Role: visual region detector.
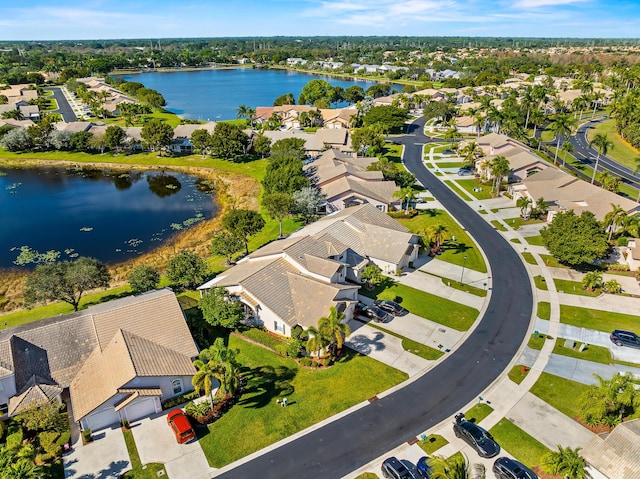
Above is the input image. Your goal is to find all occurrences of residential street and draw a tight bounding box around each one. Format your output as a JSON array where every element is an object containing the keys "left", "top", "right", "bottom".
[{"left": 214, "top": 118, "right": 534, "bottom": 478}]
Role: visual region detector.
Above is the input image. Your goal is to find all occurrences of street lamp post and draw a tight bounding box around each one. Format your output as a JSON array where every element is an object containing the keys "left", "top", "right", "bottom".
[{"left": 460, "top": 255, "right": 467, "bottom": 285}]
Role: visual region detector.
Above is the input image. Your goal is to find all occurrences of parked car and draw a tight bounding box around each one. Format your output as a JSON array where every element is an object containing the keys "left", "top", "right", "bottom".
[
  {"left": 362, "top": 304, "right": 394, "bottom": 323},
  {"left": 453, "top": 413, "right": 500, "bottom": 458},
  {"left": 610, "top": 330, "right": 640, "bottom": 348},
  {"left": 493, "top": 457, "right": 538, "bottom": 479},
  {"left": 167, "top": 409, "right": 196, "bottom": 444},
  {"left": 442, "top": 149, "right": 455, "bottom": 155},
  {"left": 374, "top": 299, "right": 405, "bottom": 316},
  {"left": 381, "top": 457, "right": 416, "bottom": 479},
  {"left": 458, "top": 167, "right": 474, "bottom": 176},
  {"left": 416, "top": 456, "right": 431, "bottom": 478}
]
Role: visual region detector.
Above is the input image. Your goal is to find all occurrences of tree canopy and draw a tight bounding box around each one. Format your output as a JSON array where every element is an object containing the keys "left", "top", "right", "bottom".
[
  {"left": 127, "top": 264, "right": 160, "bottom": 294},
  {"left": 24, "top": 256, "right": 111, "bottom": 311},
  {"left": 362, "top": 105, "right": 408, "bottom": 132},
  {"left": 222, "top": 209, "right": 266, "bottom": 254},
  {"left": 166, "top": 250, "right": 208, "bottom": 290},
  {"left": 209, "top": 122, "right": 249, "bottom": 159},
  {"left": 140, "top": 119, "right": 173, "bottom": 155},
  {"left": 199, "top": 287, "right": 245, "bottom": 330},
  {"left": 540, "top": 210, "right": 609, "bottom": 267}
]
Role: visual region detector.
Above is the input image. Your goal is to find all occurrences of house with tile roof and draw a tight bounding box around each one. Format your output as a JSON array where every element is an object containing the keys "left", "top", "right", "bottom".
[
  {"left": 0, "top": 289, "right": 199, "bottom": 432},
  {"left": 198, "top": 204, "right": 420, "bottom": 337},
  {"left": 581, "top": 419, "right": 640, "bottom": 479}
]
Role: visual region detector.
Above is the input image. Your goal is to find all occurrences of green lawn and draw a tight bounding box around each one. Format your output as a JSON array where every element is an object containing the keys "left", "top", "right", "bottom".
[
  {"left": 524, "top": 235, "right": 545, "bottom": 246},
  {"left": 534, "top": 275, "right": 548, "bottom": 290},
  {"left": 510, "top": 238, "right": 522, "bottom": 244},
  {"left": 508, "top": 365, "right": 530, "bottom": 384},
  {"left": 560, "top": 305, "right": 640, "bottom": 333},
  {"left": 521, "top": 252, "right": 537, "bottom": 265},
  {"left": 456, "top": 179, "right": 494, "bottom": 200},
  {"left": 418, "top": 434, "right": 448, "bottom": 454},
  {"left": 438, "top": 276, "right": 487, "bottom": 297},
  {"left": 537, "top": 302, "right": 550, "bottom": 320},
  {"left": 589, "top": 119, "right": 640, "bottom": 171},
  {"left": 443, "top": 180, "right": 472, "bottom": 200},
  {"left": 122, "top": 429, "right": 166, "bottom": 479},
  {"left": 199, "top": 335, "right": 408, "bottom": 467},
  {"left": 354, "top": 474, "right": 380, "bottom": 479},
  {"left": 553, "top": 338, "right": 616, "bottom": 365},
  {"left": 464, "top": 403, "right": 493, "bottom": 424},
  {"left": 539, "top": 254, "right": 568, "bottom": 269},
  {"left": 528, "top": 333, "right": 547, "bottom": 350},
  {"left": 504, "top": 217, "right": 544, "bottom": 230},
  {"left": 489, "top": 419, "right": 551, "bottom": 468},
  {"left": 490, "top": 220, "right": 508, "bottom": 232},
  {"left": 366, "top": 322, "right": 444, "bottom": 360},
  {"left": 361, "top": 281, "right": 479, "bottom": 331},
  {"left": 553, "top": 279, "right": 598, "bottom": 297},
  {"left": 530, "top": 372, "right": 590, "bottom": 419},
  {"left": 397, "top": 210, "right": 487, "bottom": 273},
  {"left": 434, "top": 161, "right": 464, "bottom": 168}
]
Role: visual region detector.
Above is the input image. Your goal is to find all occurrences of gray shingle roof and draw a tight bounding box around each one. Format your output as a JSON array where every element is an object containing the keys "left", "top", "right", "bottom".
[{"left": 582, "top": 419, "right": 640, "bottom": 478}]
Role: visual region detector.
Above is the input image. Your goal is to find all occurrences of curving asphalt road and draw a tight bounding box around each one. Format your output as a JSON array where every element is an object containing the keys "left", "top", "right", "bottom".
[
  {"left": 217, "top": 117, "right": 533, "bottom": 479},
  {"left": 44, "top": 86, "right": 76, "bottom": 122}
]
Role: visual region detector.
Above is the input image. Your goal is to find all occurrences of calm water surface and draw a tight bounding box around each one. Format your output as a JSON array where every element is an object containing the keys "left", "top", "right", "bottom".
[
  {"left": 0, "top": 167, "right": 216, "bottom": 268},
  {"left": 118, "top": 68, "right": 382, "bottom": 120}
]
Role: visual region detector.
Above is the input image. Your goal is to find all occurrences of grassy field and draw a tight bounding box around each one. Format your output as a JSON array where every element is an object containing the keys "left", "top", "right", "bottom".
[
  {"left": 361, "top": 281, "right": 479, "bottom": 331},
  {"left": 508, "top": 365, "right": 530, "bottom": 384},
  {"left": 397, "top": 210, "right": 487, "bottom": 273},
  {"left": 589, "top": 119, "right": 640, "bottom": 171},
  {"left": 510, "top": 238, "right": 522, "bottom": 244},
  {"left": 489, "top": 419, "right": 551, "bottom": 468},
  {"left": 443, "top": 180, "right": 472, "bottom": 200},
  {"left": 537, "top": 302, "right": 550, "bottom": 320},
  {"left": 437, "top": 276, "right": 487, "bottom": 297},
  {"left": 490, "top": 220, "right": 508, "bottom": 232},
  {"left": 433, "top": 161, "right": 464, "bottom": 168},
  {"left": 455, "top": 179, "right": 494, "bottom": 200},
  {"left": 464, "top": 403, "right": 493, "bottom": 424},
  {"left": 366, "top": 322, "right": 444, "bottom": 360},
  {"left": 530, "top": 372, "right": 590, "bottom": 419},
  {"left": 553, "top": 279, "right": 598, "bottom": 297},
  {"left": 524, "top": 235, "right": 545, "bottom": 246},
  {"left": 552, "top": 338, "right": 617, "bottom": 365},
  {"left": 122, "top": 429, "right": 166, "bottom": 479},
  {"left": 528, "top": 333, "right": 547, "bottom": 351},
  {"left": 199, "top": 335, "right": 408, "bottom": 467},
  {"left": 418, "top": 434, "right": 449, "bottom": 454},
  {"left": 539, "top": 254, "right": 567, "bottom": 269},
  {"left": 521, "top": 252, "right": 537, "bottom": 265},
  {"left": 560, "top": 305, "right": 640, "bottom": 333},
  {"left": 534, "top": 275, "right": 548, "bottom": 291},
  {"left": 504, "top": 217, "right": 544, "bottom": 230}
]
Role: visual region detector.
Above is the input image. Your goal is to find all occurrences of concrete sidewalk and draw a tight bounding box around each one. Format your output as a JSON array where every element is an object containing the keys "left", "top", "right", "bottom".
[
  {"left": 548, "top": 266, "right": 640, "bottom": 295},
  {"left": 544, "top": 354, "right": 640, "bottom": 385}
]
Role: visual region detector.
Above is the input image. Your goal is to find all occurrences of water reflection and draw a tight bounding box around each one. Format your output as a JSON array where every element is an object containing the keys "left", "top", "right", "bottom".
[{"left": 146, "top": 173, "right": 182, "bottom": 197}]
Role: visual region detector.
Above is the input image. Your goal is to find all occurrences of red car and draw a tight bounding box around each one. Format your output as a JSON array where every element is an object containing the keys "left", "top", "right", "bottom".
[{"left": 167, "top": 409, "right": 196, "bottom": 444}]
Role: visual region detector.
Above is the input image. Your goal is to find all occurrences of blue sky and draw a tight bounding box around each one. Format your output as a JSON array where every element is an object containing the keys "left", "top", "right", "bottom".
[{"left": 1, "top": 0, "right": 639, "bottom": 41}]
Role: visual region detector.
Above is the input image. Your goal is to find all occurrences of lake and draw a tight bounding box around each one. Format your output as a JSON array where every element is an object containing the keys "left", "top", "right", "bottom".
[
  {"left": 0, "top": 167, "right": 216, "bottom": 269},
  {"left": 117, "top": 68, "right": 382, "bottom": 120}
]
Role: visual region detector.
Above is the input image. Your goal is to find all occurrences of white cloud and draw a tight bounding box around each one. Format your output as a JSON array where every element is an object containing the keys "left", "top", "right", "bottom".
[{"left": 512, "top": 0, "right": 589, "bottom": 8}]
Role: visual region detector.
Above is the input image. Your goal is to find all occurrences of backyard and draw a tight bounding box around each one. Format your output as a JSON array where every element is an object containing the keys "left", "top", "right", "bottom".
[{"left": 198, "top": 335, "right": 408, "bottom": 467}]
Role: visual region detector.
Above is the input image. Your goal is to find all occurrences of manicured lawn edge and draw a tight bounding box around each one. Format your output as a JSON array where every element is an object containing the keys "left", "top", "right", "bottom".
[
  {"left": 418, "top": 434, "right": 448, "bottom": 454},
  {"left": 560, "top": 305, "right": 640, "bottom": 333},
  {"left": 489, "top": 419, "right": 551, "bottom": 468},
  {"left": 530, "top": 372, "right": 590, "bottom": 419}
]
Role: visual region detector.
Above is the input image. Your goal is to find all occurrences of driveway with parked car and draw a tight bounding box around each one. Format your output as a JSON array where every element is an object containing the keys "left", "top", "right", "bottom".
[{"left": 131, "top": 409, "right": 213, "bottom": 479}]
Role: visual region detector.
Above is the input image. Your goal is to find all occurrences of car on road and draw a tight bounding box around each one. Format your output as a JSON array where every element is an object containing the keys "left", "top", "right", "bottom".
[
  {"left": 493, "top": 457, "right": 538, "bottom": 479},
  {"left": 361, "top": 304, "right": 394, "bottom": 323},
  {"left": 453, "top": 413, "right": 500, "bottom": 458},
  {"left": 167, "top": 409, "right": 196, "bottom": 444},
  {"left": 610, "top": 329, "right": 640, "bottom": 348},
  {"left": 457, "top": 167, "right": 475, "bottom": 176},
  {"left": 416, "top": 456, "right": 431, "bottom": 478},
  {"left": 381, "top": 457, "right": 416, "bottom": 479},
  {"left": 374, "top": 299, "right": 405, "bottom": 316},
  {"left": 442, "top": 149, "right": 455, "bottom": 155}
]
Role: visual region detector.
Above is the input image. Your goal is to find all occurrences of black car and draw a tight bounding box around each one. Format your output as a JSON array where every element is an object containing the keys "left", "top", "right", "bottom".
[
  {"left": 610, "top": 330, "right": 640, "bottom": 348},
  {"left": 381, "top": 457, "right": 416, "bottom": 479},
  {"left": 458, "top": 167, "right": 475, "bottom": 176},
  {"left": 362, "top": 304, "right": 394, "bottom": 323},
  {"left": 374, "top": 299, "right": 405, "bottom": 316},
  {"left": 453, "top": 414, "right": 500, "bottom": 458},
  {"left": 493, "top": 457, "right": 538, "bottom": 479}
]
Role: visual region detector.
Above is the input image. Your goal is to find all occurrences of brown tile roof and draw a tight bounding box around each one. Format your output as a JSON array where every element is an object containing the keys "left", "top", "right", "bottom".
[
  {"left": 8, "top": 376, "right": 63, "bottom": 415},
  {"left": 582, "top": 419, "right": 640, "bottom": 478},
  {"left": 322, "top": 176, "right": 398, "bottom": 205}
]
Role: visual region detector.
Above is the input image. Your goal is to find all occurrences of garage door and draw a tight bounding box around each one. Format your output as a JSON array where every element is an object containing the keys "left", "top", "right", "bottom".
[
  {"left": 85, "top": 407, "right": 119, "bottom": 431},
  {"left": 124, "top": 397, "right": 158, "bottom": 423}
]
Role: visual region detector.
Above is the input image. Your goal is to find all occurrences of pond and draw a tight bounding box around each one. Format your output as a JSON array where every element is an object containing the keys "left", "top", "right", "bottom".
[{"left": 0, "top": 166, "right": 217, "bottom": 269}]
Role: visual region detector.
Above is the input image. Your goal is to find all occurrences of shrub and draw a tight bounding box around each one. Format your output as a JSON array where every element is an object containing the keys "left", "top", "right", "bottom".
[
  {"left": 274, "top": 343, "right": 289, "bottom": 356},
  {"left": 39, "top": 430, "right": 62, "bottom": 457},
  {"left": 55, "top": 431, "right": 71, "bottom": 447},
  {"left": 606, "top": 263, "right": 629, "bottom": 272},
  {"left": 377, "top": 290, "right": 397, "bottom": 302},
  {"left": 82, "top": 429, "right": 92, "bottom": 443},
  {"left": 162, "top": 390, "right": 199, "bottom": 410},
  {"left": 0, "top": 420, "right": 6, "bottom": 441},
  {"left": 286, "top": 340, "right": 305, "bottom": 358},
  {"left": 6, "top": 429, "right": 24, "bottom": 449},
  {"left": 186, "top": 394, "right": 237, "bottom": 425},
  {"left": 184, "top": 401, "right": 212, "bottom": 419},
  {"left": 36, "top": 453, "right": 53, "bottom": 464},
  {"left": 18, "top": 443, "right": 36, "bottom": 460},
  {"left": 617, "top": 237, "right": 629, "bottom": 247},
  {"left": 121, "top": 419, "right": 130, "bottom": 430}
]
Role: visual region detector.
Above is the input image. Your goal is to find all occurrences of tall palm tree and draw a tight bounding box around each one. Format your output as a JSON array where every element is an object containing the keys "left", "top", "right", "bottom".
[
  {"left": 548, "top": 113, "right": 577, "bottom": 165},
  {"left": 426, "top": 224, "right": 450, "bottom": 249},
  {"left": 516, "top": 196, "right": 532, "bottom": 218},
  {"left": 428, "top": 453, "right": 471, "bottom": 479},
  {"left": 319, "top": 306, "right": 350, "bottom": 354},
  {"left": 560, "top": 140, "right": 574, "bottom": 168},
  {"left": 192, "top": 355, "right": 220, "bottom": 405},
  {"left": 589, "top": 133, "right": 614, "bottom": 184},
  {"left": 236, "top": 104, "right": 249, "bottom": 120},
  {"left": 542, "top": 445, "right": 588, "bottom": 479},
  {"left": 581, "top": 271, "right": 603, "bottom": 291},
  {"left": 306, "top": 324, "right": 331, "bottom": 359},
  {"left": 490, "top": 155, "right": 510, "bottom": 194},
  {"left": 604, "top": 204, "right": 627, "bottom": 240},
  {"left": 578, "top": 373, "right": 640, "bottom": 427},
  {"left": 458, "top": 141, "right": 484, "bottom": 168}
]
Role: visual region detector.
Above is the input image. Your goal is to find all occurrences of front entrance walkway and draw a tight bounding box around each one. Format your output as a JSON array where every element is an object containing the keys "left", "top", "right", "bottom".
[{"left": 63, "top": 425, "right": 130, "bottom": 479}]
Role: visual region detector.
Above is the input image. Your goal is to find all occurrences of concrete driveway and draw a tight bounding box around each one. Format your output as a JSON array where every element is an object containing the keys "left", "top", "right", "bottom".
[
  {"left": 131, "top": 410, "right": 213, "bottom": 479},
  {"left": 64, "top": 425, "right": 130, "bottom": 479}
]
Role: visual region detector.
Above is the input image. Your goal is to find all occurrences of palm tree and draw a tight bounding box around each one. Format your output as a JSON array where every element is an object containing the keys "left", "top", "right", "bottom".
[
  {"left": 490, "top": 155, "right": 510, "bottom": 194},
  {"left": 599, "top": 171, "right": 621, "bottom": 193},
  {"left": 589, "top": 133, "right": 614, "bottom": 184},
  {"left": 604, "top": 204, "right": 627, "bottom": 240},
  {"left": 318, "top": 306, "right": 350, "bottom": 355},
  {"left": 458, "top": 141, "right": 484, "bottom": 168},
  {"left": 236, "top": 104, "right": 250, "bottom": 120},
  {"left": 192, "top": 338, "right": 241, "bottom": 403},
  {"left": 548, "top": 113, "right": 577, "bottom": 165},
  {"left": 428, "top": 453, "right": 471, "bottom": 479},
  {"left": 542, "top": 445, "right": 588, "bottom": 479},
  {"left": 560, "top": 140, "right": 574, "bottom": 168},
  {"left": 581, "top": 271, "right": 603, "bottom": 291},
  {"left": 603, "top": 279, "right": 622, "bottom": 294},
  {"left": 192, "top": 355, "right": 220, "bottom": 405},
  {"left": 516, "top": 196, "right": 532, "bottom": 218},
  {"left": 578, "top": 373, "right": 640, "bottom": 427},
  {"left": 426, "top": 224, "right": 450, "bottom": 249},
  {"left": 306, "top": 324, "right": 331, "bottom": 359}
]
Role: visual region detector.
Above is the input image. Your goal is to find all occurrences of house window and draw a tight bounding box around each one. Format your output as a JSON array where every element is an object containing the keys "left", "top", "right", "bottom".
[
  {"left": 273, "top": 321, "right": 285, "bottom": 334},
  {"left": 171, "top": 379, "right": 183, "bottom": 395},
  {"left": 0, "top": 403, "right": 7, "bottom": 415}
]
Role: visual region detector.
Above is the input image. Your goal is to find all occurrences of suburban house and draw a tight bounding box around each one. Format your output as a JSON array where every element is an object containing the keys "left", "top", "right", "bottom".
[
  {"left": 510, "top": 167, "right": 639, "bottom": 222},
  {"left": 260, "top": 128, "right": 352, "bottom": 157},
  {"left": 581, "top": 418, "right": 640, "bottom": 479},
  {"left": 0, "top": 289, "right": 199, "bottom": 432},
  {"left": 169, "top": 122, "right": 217, "bottom": 154},
  {"left": 307, "top": 148, "right": 399, "bottom": 213},
  {"left": 624, "top": 238, "right": 640, "bottom": 272},
  {"left": 198, "top": 204, "right": 420, "bottom": 337}
]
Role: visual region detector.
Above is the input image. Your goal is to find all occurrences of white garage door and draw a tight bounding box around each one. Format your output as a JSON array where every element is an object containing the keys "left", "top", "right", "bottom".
[
  {"left": 85, "top": 407, "right": 119, "bottom": 431},
  {"left": 124, "top": 397, "right": 158, "bottom": 423}
]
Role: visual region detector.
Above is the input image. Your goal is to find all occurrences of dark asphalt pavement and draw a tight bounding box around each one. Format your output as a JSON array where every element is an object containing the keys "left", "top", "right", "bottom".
[
  {"left": 218, "top": 118, "right": 533, "bottom": 479},
  {"left": 45, "top": 86, "right": 76, "bottom": 122}
]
